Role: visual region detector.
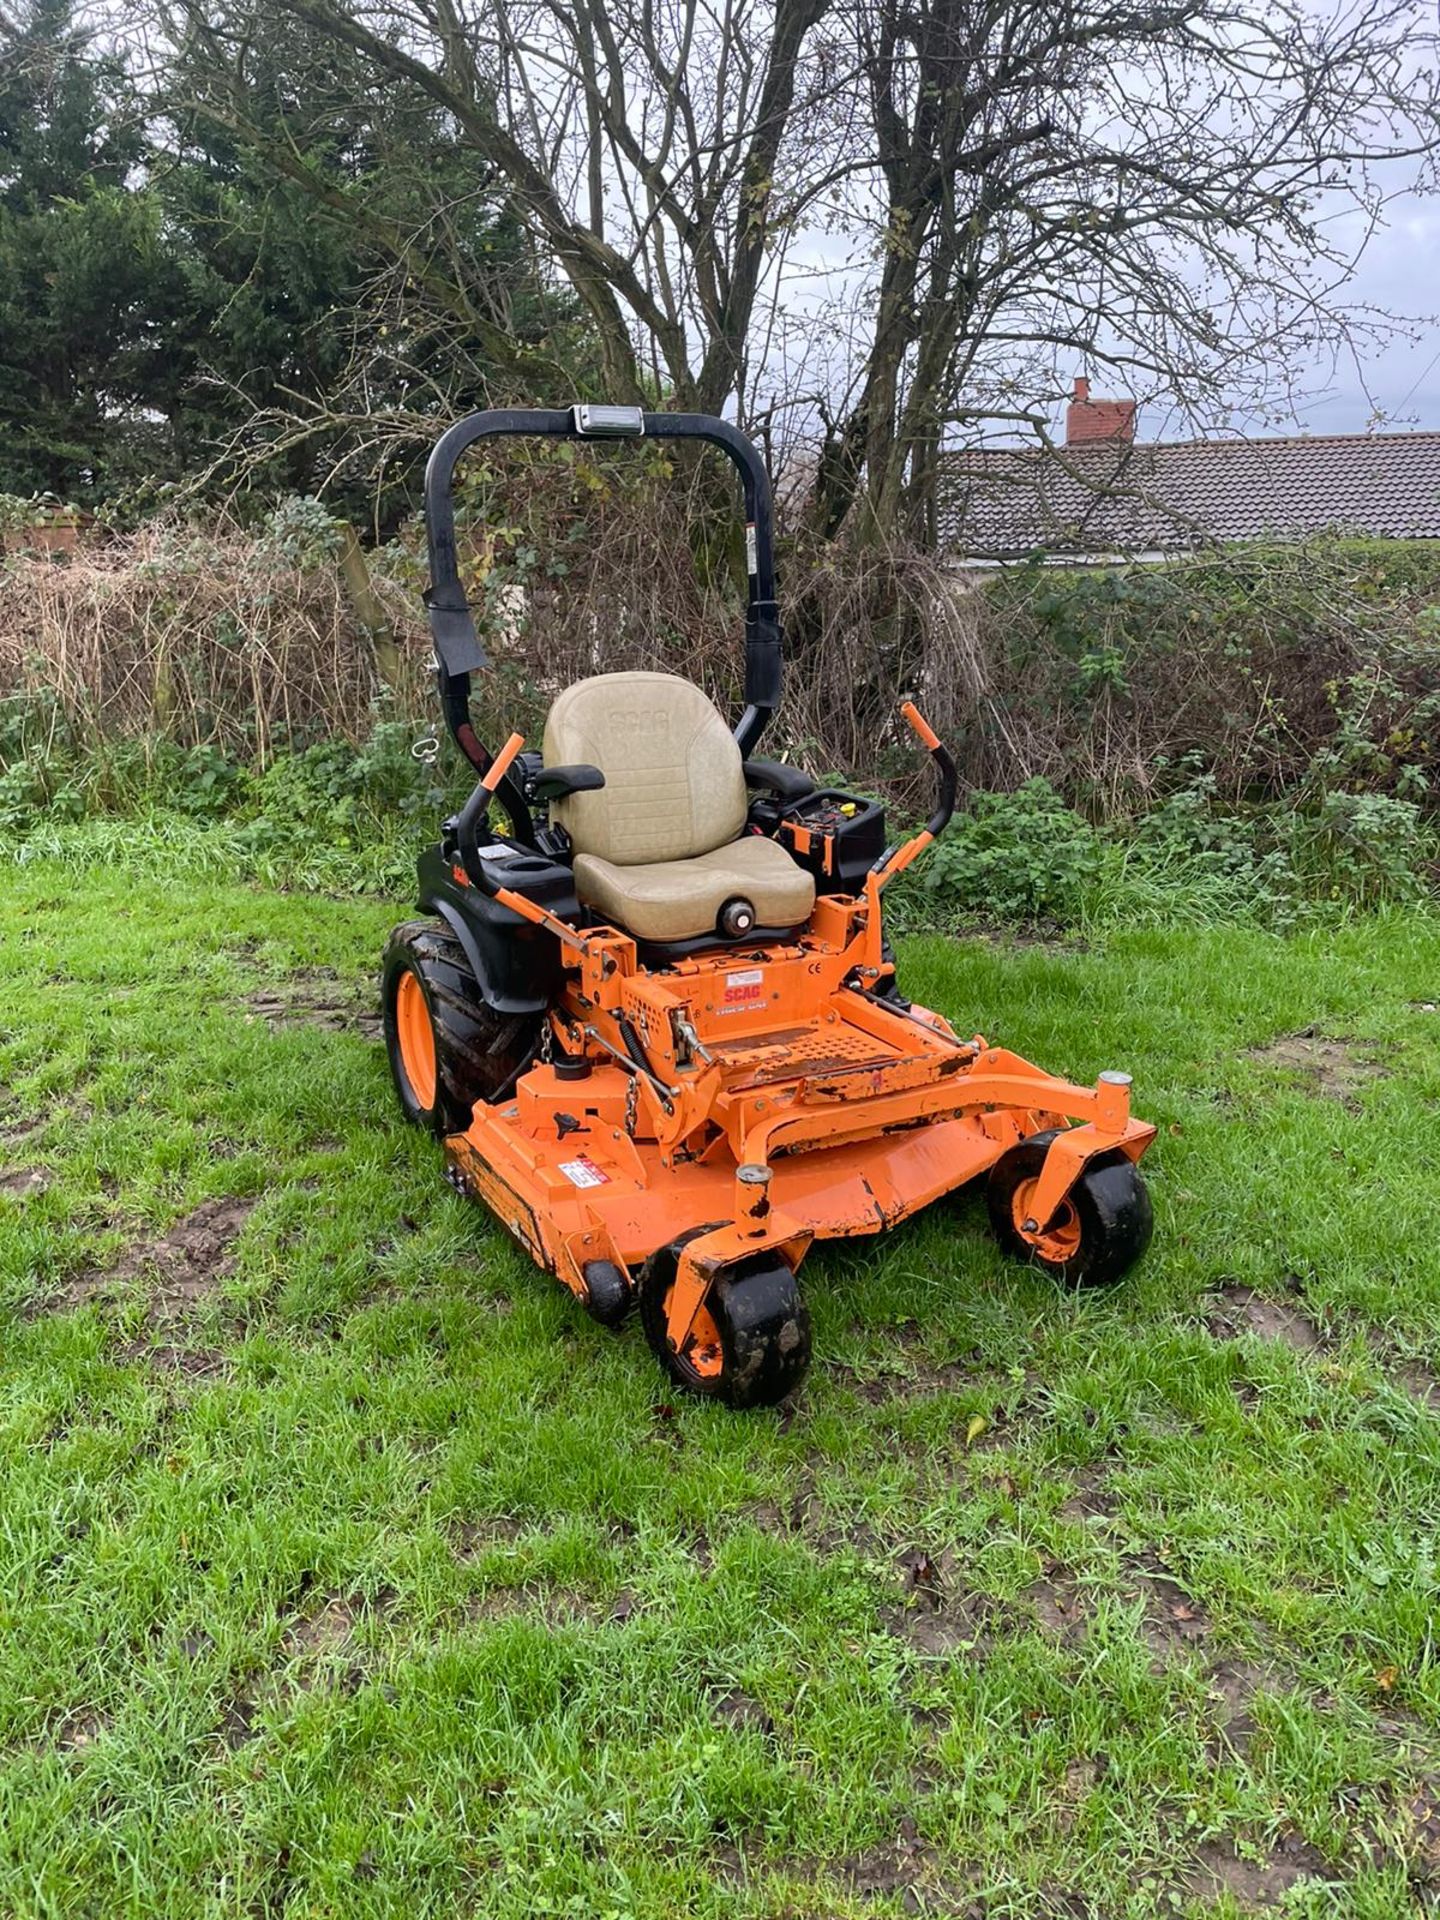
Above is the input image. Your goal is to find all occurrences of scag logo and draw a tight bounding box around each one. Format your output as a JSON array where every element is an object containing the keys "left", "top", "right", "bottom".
[
  {"left": 606, "top": 707, "right": 672, "bottom": 734},
  {"left": 724, "top": 968, "right": 764, "bottom": 1006}
]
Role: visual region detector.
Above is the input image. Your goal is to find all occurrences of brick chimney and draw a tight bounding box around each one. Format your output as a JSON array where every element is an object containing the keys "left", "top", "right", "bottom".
[{"left": 1065, "top": 375, "right": 1136, "bottom": 446}]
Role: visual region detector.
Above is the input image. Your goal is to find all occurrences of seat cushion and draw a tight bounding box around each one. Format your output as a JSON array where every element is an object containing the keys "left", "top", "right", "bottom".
[{"left": 574, "top": 835, "right": 816, "bottom": 943}]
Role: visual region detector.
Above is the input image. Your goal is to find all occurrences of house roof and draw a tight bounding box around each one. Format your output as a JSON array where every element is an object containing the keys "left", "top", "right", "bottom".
[{"left": 936, "top": 429, "right": 1440, "bottom": 559}]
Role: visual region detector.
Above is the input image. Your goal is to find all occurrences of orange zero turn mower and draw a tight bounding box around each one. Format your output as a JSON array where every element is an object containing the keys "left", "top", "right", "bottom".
[{"left": 382, "top": 405, "right": 1156, "bottom": 1408}]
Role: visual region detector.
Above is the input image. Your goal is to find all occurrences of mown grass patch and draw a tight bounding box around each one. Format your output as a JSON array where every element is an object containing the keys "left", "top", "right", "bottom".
[{"left": 2, "top": 861, "right": 1439, "bottom": 1916}]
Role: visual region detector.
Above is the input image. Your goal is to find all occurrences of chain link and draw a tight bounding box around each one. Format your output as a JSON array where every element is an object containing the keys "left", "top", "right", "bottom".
[
  {"left": 540, "top": 1018, "right": 553, "bottom": 1065},
  {"left": 410, "top": 726, "right": 441, "bottom": 765},
  {"left": 624, "top": 1071, "right": 638, "bottom": 1138}
]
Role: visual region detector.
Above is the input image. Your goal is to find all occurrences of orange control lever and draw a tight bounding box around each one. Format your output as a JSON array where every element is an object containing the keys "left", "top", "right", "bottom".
[
  {"left": 482, "top": 731, "right": 526, "bottom": 794},
  {"left": 867, "top": 697, "right": 956, "bottom": 901},
  {"left": 900, "top": 700, "right": 941, "bottom": 752}
]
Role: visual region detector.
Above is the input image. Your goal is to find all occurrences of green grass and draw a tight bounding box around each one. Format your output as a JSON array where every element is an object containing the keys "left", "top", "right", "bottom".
[{"left": 3, "top": 858, "right": 1439, "bottom": 1917}]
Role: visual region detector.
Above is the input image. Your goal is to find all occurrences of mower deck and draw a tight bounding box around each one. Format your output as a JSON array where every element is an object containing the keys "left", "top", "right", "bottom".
[
  {"left": 452, "top": 1083, "right": 1043, "bottom": 1267},
  {"left": 442, "top": 909, "right": 1154, "bottom": 1321}
]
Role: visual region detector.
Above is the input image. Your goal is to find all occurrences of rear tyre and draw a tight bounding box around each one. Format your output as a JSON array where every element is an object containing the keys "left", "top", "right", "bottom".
[
  {"left": 639, "top": 1235, "right": 812, "bottom": 1410},
  {"left": 381, "top": 919, "right": 539, "bottom": 1135},
  {"left": 986, "top": 1129, "right": 1153, "bottom": 1288}
]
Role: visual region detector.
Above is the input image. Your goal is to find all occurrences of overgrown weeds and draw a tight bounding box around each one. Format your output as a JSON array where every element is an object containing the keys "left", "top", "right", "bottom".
[
  {"left": 5, "top": 758, "right": 1433, "bottom": 929},
  {"left": 0, "top": 514, "right": 423, "bottom": 763},
  {"left": 902, "top": 773, "right": 1435, "bottom": 931},
  {"left": 971, "top": 540, "right": 1440, "bottom": 813},
  {"left": 4, "top": 462, "right": 1437, "bottom": 801}
]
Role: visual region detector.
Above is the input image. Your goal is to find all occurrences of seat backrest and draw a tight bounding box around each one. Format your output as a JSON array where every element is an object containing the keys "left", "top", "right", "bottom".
[{"left": 543, "top": 670, "right": 746, "bottom": 866}]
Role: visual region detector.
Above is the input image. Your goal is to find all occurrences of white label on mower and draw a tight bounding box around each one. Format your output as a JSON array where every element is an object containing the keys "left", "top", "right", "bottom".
[
  {"left": 746, "top": 523, "right": 757, "bottom": 576},
  {"left": 727, "top": 968, "right": 763, "bottom": 988},
  {"left": 559, "top": 1156, "right": 609, "bottom": 1188}
]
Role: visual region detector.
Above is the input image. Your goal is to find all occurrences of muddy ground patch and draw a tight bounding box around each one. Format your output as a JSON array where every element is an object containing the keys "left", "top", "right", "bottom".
[
  {"left": 1208, "top": 1283, "right": 1323, "bottom": 1350},
  {"left": 244, "top": 969, "right": 381, "bottom": 1040},
  {"left": 46, "top": 1195, "right": 257, "bottom": 1349},
  {"left": 1248, "top": 1029, "right": 1384, "bottom": 1104},
  {"left": 1180, "top": 1831, "right": 1330, "bottom": 1908},
  {"left": 0, "top": 1165, "right": 50, "bottom": 1197}
]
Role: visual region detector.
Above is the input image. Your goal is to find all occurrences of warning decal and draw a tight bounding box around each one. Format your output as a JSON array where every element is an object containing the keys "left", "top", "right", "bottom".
[{"left": 559, "top": 1156, "right": 609, "bottom": 1188}]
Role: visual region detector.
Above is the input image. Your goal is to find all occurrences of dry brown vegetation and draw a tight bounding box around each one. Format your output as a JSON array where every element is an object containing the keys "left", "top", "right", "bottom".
[
  {"left": 0, "top": 522, "right": 426, "bottom": 764},
  {"left": 3, "top": 464, "right": 1437, "bottom": 823}
]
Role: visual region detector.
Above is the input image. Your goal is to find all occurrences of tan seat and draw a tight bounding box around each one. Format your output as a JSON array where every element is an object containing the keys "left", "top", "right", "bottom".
[{"left": 544, "top": 670, "right": 816, "bottom": 942}]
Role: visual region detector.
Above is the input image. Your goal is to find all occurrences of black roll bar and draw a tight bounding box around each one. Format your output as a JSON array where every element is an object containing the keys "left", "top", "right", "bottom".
[{"left": 422, "top": 406, "right": 783, "bottom": 766}]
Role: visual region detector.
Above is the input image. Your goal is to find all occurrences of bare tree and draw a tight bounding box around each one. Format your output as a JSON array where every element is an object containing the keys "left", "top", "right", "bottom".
[
  {"left": 815, "top": 0, "right": 1440, "bottom": 540},
  {"left": 161, "top": 0, "right": 1440, "bottom": 542}
]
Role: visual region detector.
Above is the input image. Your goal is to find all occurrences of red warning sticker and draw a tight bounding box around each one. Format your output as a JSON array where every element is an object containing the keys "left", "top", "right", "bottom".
[{"left": 559, "top": 1156, "right": 609, "bottom": 1188}]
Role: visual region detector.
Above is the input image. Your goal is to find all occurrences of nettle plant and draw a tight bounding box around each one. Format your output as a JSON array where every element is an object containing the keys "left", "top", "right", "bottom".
[
  {"left": 0, "top": 494, "right": 32, "bottom": 537},
  {"left": 258, "top": 496, "right": 344, "bottom": 570},
  {"left": 920, "top": 779, "right": 1105, "bottom": 923},
  {"left": 1298, "top": 791, "right": 1432, "bottom": 907}
]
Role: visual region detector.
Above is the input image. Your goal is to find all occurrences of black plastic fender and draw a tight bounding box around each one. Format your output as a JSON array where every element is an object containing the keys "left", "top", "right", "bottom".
[{"left": 416, "top": 844, "right": 562, "bottom": 1015}]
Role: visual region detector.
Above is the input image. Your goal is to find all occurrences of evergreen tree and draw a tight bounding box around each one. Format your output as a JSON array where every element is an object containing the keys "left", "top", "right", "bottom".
[
  {"left": 0, "top": 0, "right": 174, "bottom": 495},
  {"left": 0, "top": 3, "right": 592, "bottom": 510}
]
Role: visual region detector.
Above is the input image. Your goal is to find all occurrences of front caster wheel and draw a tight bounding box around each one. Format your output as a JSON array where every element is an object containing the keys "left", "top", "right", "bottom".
[
  {"left": 987, "top": 1131, "right": 1153, "bottom": 1288},
  {"left": 638, "top": 1240, "right": 811, "bottom": 1410}
]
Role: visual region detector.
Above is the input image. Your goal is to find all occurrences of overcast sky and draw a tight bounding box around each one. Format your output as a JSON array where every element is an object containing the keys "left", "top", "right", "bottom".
[
  {"left": 1299, "top": 197, "right": 1440, "bottom": 433},
  {"left": 1131, "top": 191, "right": 1440, "bottom": 443},
  {"left": 780, "top": 176, "right": 1440, "bottom": 453}
]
